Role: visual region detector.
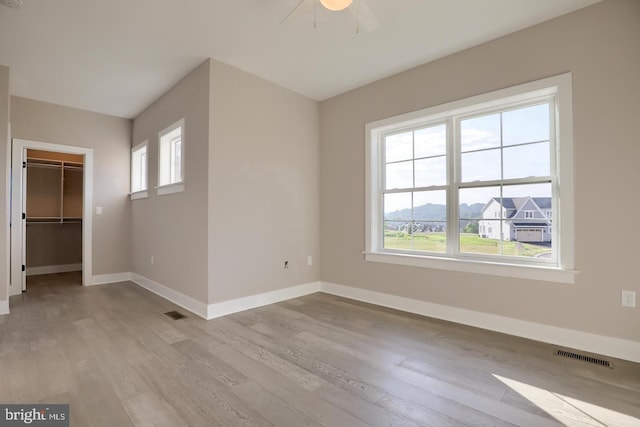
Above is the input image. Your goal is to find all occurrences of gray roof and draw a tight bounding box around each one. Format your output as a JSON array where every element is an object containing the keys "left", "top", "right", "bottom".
[{"left": 483, "top": 197, "right": 552, "bottom": 218}]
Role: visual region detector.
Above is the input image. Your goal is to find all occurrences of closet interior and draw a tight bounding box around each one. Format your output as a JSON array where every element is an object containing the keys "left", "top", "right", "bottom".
[{"left": 25, "top": 149, "right": 83, "bottom": 278}]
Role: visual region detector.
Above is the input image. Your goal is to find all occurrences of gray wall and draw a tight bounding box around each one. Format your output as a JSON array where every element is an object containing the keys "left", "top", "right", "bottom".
[
  {"left": 130, "top": 58, "right": 321, "bottom": 306},
  {"left": 208, "top": 60, "right": 320, "bottom": 303},
  {"left": 319, "top": 0, "right": 640, "bottom": 342},
  {"left": 131, "top": 60, "right": 211, "bottom": 303},
  {"left": 10, "top": 96, "right": 132, "bottom": 276}
]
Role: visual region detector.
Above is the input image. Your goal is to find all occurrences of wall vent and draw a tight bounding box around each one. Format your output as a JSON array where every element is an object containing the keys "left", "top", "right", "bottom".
[
  {"left": 554, "top": 349, "right": 613, "bottom": 368},
  {"left": 164, "top": 310, "right": 187, "bottom": 320}
]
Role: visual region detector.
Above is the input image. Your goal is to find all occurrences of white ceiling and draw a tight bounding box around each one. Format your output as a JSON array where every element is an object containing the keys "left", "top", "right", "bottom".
[{"left": 0, "top": 0, "right": 601, "bottom": 119}]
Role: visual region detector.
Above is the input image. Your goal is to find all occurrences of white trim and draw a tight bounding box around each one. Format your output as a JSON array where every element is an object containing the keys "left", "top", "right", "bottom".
[
  {"left": 10, "top": 139, "right": 93, "bottom": 295},
  {"left": 206, "top": 282, "right": 322, "bottom": 320},
  {"left": 130, "top": 273, "right": 209, "bottom": 319},
  {"left": 156, "top": 182, "right": 184, "bottom": 196},
  {"left": 0, "top": 299, "right": 8, "bottom": 315},
  {"left": 365, "top": 252, "right": 576, "bottom": 284},
  {"left": 320, "top": 281, "right": 640, "bottom": 364},
  {"left": 26, "top": 263, "right": 82, "bottom": 276},
  {"left": 90, "top": 272, "right": 132, "bottom": 286},
  {"left": 4, "top": 123, "right": 11, "bottom": 301},
  {"left": 131, "top": 140, "right": 148, "bottom": 194},
  {"left": 158, "top": 118, "right": 185, "bottom": 188},
  {"left": 365, "top": 73, "right": 574, "bottom": 278},
  {"left": 130, "top": 190, "right": 148, "bottom": 200}
]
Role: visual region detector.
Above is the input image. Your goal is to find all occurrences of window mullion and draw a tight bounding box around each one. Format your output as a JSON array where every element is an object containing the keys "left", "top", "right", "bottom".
[{"left": 447, "top": 117, "right": 458, "bottom": 256}]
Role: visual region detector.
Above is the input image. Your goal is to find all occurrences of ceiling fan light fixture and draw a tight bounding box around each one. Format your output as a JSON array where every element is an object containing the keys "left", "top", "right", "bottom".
[{"left": 319, "top": 0, "right": 352, "bottom": 12}]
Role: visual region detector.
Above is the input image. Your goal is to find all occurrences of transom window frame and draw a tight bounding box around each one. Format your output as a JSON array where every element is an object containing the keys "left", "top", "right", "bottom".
[
  {"left": 365, "top": 74, "right": 575, "bottom": 283},
  {"left": 130, "top": 140, "right": 148, "bottom": 200},
  {"left": 157, "top": 118, "right": 185, "bottom": 196}
]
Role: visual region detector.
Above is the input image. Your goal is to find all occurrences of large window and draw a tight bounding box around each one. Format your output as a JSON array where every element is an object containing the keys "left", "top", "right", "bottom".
[
  {"left": 131, "top": 140, "right": 148, "bottom": 199},
  {"left": 158, "top": 118, "right": 185, "bottom": 195},
  {"left": 366, "top": 74, "right": 574, "bottom": 283}
]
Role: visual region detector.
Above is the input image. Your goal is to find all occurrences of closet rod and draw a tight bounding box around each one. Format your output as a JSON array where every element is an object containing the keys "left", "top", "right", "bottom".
[{"left": 26, "top": 162, "right": 62, "bottom": 170}]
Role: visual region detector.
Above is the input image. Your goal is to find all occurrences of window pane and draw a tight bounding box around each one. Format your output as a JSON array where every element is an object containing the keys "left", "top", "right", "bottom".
[
  {"left": 415, "top": 156, "right": 446, "bottom": 187},
  {"left": 503, "top": 103, "right": 550, "bottom": 146},
  {"left": 503, "top": 141, "right": 550, "bottom": 179},
  {"left": 459, "top": 187, "right": 498, "bottom": 219},
  {"left": 386, "top": 161, "right": 413, "bottom": 190},
  {"left": 412, "top": 190, "right": 446, "bottom": 253},
  {"left": 159, "top": 122, "right": 183, "bottom": 187},
  {"left": 140, "top": 151, "right": 147, "bottom": 190},
  {"left": 461, "top": 113, "right": 500, "bottom": 152},
  {"left": 414, "top": 190, "right": 446, "bottom": 221},
  {"left": 460, "top": 186, "right": 501, "bottom": 255},
  {"left": 502, "top": 182, "right": 551, "bottom": 199},
  {"left": 411, "top": 222, "right": 446, "bottom": 252},
  {"left": 500, "top": 183, "right": 552, "bottom": 258},
  {"left": 384, "top": 192, "right": 412, "bottom": 250},
  {"left": 384, "top": 192, "right": 411, "bottom": 220},
  {"left": 415, "top": 124, "right": 446, "bottom": 158},
  {"left": 385, "top": 131, "right": 412, "bottom": 163},
  {"left": 131, "top": 145, "right": 147, "bottom": 192},
  {"left": 461, "top": 149, "right": 501, "bottom": 182}
]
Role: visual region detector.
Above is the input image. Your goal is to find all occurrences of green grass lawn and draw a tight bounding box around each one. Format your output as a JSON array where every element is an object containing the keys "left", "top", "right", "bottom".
[{"left": 384, "top": 231, "right": 550, "bottom": 257}]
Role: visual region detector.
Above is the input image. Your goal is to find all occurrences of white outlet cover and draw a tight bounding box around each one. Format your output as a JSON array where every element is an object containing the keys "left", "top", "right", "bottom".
[{"left": 621, "top": 290, "right": 636, "bottom": 308}]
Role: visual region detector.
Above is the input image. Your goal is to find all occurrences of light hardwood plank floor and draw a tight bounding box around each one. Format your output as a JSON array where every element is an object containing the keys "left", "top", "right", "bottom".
[{"left": 1, "top": 272, "right": 639, "bottom": 426}]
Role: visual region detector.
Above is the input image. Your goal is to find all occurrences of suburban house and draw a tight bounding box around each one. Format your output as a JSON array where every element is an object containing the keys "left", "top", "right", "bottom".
[
  {"left": 0, "top": 1, "right": 638, "bottom": 425},
  {"left": 479, "top": 197, "right": 552, "bottom": 242}
]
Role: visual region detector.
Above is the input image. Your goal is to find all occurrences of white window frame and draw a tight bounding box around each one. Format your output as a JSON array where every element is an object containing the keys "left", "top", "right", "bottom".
[
  {"left": 130, "top": 140, "right": 148, "bottom": 200},
  {"left": 157, "top": 118, "right": 185, "bottom": 195},
  {"left": 365, "top": 74, "right": 575, "bottom": 283}
]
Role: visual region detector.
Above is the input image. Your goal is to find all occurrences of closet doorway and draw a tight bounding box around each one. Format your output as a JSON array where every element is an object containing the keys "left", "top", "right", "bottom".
[{"left": 10, "top": 139, "right": 93, "bottom": 296}]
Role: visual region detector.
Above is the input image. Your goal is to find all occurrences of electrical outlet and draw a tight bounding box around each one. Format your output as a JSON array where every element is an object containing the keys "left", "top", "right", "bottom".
[
  {"left": 621, "top": 290, "right": 636, "bottom": 308},
  {"left": 307, "top": 256, "right": 313, "bottom": 266},
  {"left": 150, "top": 255, "right": 154, "bottom": 265}
]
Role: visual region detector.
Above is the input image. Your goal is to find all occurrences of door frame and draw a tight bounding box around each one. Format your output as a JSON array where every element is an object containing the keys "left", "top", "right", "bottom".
[{"left": 10, "top": 139, "right": 93, "bottom": 295}]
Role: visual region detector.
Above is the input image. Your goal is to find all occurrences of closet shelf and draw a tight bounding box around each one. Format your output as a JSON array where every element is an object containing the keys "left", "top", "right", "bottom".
[{"left": 26, "top": 217, "right": 83, "bottom": 224}]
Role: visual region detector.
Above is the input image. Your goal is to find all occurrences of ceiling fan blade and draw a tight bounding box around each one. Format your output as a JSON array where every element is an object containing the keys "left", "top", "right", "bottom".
[
  {"left": 349, "top": 0, "right": 379, "bottom": 32},
  {"left": 279, "top": 0, "right": 307, "bottom": 26}
]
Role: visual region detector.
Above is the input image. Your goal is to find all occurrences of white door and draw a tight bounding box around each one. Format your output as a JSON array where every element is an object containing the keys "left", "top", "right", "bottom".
[
  {"left": 10, "top": 138, "right": 94, "bottom": 295},
  {"left": 10, "top": 145, "right": 26, "bottom": 295}
]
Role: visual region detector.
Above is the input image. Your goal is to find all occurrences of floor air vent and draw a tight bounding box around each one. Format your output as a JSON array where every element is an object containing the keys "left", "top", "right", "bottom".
[
  {"left": 554, "top": 349, "right": 612, "bottom": 368},
  {"left": 164, "top": 310, "right": 187, "bottom": 320}
]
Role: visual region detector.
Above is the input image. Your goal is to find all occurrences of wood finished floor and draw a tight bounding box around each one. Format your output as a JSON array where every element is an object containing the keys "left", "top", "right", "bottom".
[{"left": 1, "top": 273, "right": 639, "bottom": 426}]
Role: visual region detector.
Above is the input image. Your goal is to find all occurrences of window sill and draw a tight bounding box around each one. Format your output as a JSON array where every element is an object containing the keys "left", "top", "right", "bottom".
[
  {"left": 156, "top": 182, "right": 185, "bottom": 196},
  {"left": 130, "top": 190, "right": 148, "bottom": 200},
  {"left": 364, "top": 251, "right": 576, "bottom": 284}
]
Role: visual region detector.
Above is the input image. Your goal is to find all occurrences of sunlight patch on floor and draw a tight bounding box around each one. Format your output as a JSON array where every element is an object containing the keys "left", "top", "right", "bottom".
[{"left": 493, "top": 374, "right": 640, "bottom": 427}]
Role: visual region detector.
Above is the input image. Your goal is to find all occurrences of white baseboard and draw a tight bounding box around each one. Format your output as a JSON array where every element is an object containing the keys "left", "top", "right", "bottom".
[
  {"left": 207, "top": 282, "right": 322, "bottom": 320},
  {"left": 130, "top": 273, "right": 209, "bottom": 319},
  {"left": 81, "top": 271, "right": 640, "bottom": 363},
  {"left": 27, "top": 263, "right": 82, "bottom": 276},
  {"left": 0, "top": 299, "right": 8, "bottom": 315},
  {"left": 90, "top": 272, "right": 132, "bottom": 286},
  {"left": 320, "top": 281, "right": 640, "bottom": 364}
]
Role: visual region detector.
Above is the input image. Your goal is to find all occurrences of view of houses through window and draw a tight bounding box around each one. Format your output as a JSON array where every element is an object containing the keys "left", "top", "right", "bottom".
[{"left": 382, "top": 100, "right": 555, "bottom": 260}]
